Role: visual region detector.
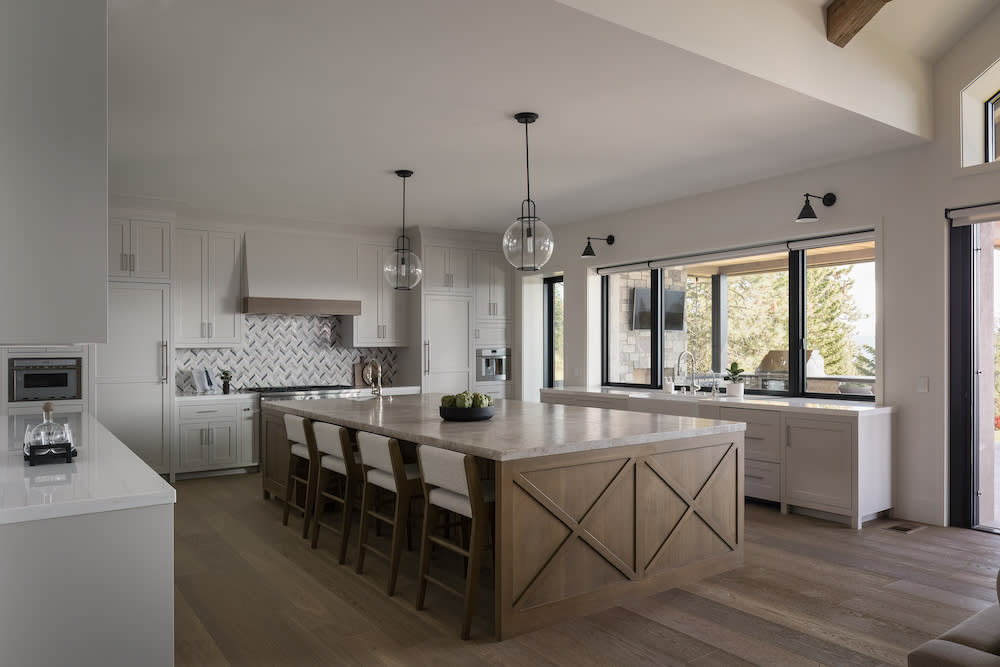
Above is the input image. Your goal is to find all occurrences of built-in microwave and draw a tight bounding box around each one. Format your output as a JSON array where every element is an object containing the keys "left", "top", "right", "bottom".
[{"left": 9, "top": 358, "right": 82, "bottom": 402}]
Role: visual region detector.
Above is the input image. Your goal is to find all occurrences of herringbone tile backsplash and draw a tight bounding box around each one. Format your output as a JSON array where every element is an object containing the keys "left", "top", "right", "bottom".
[{"left": 175, "top": 315, "right": 398, "bottom": 392}]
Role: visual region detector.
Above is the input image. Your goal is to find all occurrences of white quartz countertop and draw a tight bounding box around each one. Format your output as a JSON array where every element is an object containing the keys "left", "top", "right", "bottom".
[
  {"left": 176, "top": 391, "right": 255, "bottom": 402},
  {"left": 542, "top": 386, "right": 894, "bottom": 417},
  {"left": 262, "top": 393, "right": 745, "bottom": 461},
  {"left": 0, "top": 412, "right": 175, "bottom": 525}
]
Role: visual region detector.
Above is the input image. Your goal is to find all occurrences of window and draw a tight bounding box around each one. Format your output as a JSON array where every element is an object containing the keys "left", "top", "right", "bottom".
[
  {"left": 600, "top": 235, "right": 876, "bottom": 400},
  {"left": 543, "top": 276, "right": 564, "bottom": 388},
  {"left": 602, "top": 269, "right": 658, "bottom": 387},
  {"left": 989, "top": 89, "right": 1000, "bottom": 163},
  {"left": 804, "top": 241, "right": 876, "bottom": 397}
]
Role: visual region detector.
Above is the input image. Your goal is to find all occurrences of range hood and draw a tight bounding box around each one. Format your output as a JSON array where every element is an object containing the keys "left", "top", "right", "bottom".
[{"left": 243, "top": 230, "right": 362, "bottom": 316}]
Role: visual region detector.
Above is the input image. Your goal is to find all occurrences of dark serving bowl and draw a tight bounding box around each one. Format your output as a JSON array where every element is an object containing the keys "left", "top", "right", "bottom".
[{"left": 439, "top": 406, "right": 494, "bottom": 422}]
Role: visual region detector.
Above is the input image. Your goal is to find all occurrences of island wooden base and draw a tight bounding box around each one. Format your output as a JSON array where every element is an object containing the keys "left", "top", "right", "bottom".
[{"left": 495, "top": 432, "right": 743, "bottom": 639}]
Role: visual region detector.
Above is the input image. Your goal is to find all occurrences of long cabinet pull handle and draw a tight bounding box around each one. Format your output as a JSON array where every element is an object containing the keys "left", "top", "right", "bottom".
[
  {"left": 161, "top": 340, "right": 168, "bottom": 384},
  {"left": 425, "top": 340, "right": 430, "bottom": 374}
]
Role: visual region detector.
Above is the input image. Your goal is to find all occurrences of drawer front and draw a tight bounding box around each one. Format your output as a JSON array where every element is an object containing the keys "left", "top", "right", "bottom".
[
  {"left": 179, "top": 403, "right": 238, "bottom": 421},
  {"left": 745, "top": 460, "right": 780, "bottom": 502},
  {"left": 720, "top": 408, "right": 780, "bottom": 462}
]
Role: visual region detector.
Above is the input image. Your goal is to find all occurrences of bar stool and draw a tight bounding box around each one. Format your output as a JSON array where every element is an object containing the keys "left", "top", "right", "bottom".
[
  {"left": 310, "top": 423, "right": 362, "bottom": 564},
  {"left": 282, "top": 414, "right": 317, "bottom": 539},
  {"left": 415, "top": 445, "right": 495, "bottom": 640},
  {"left": 355, "top": 431, "right": 423, "bottom": 596}
]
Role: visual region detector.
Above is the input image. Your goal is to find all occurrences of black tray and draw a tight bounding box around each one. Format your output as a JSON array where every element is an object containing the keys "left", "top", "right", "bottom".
[{"left": 440, "top": 406, "right": 494, "bottom": 422}]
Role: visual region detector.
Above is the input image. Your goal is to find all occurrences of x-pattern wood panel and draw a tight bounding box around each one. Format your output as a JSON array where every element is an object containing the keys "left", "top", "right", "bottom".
[
  {"left": 512, "top": 458, "right": 636, "bottom": 607},
  {"left": 643, "top": 444, "right": 738, "bottom": 573}
]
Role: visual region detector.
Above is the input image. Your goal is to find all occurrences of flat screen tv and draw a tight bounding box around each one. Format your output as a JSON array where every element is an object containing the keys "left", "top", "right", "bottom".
[{"left": 631, "top": 288, "right": 685, "bottom": 331}]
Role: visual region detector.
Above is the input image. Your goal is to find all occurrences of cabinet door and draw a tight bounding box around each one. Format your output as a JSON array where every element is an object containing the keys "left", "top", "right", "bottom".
[
  {"left": 354, "top": 244, "right": 382, "bottom": 344},
  {"left": 423, "top": 293, "right": 472, "bottom": 393},
  {"left": 380, "top": 247, "right": 408, "bottom": 345},
  {"left": 423, "top": 245, "right": 448, "bottom": 289},
  {"left": 208, "top": 232, "right": 241, "bottom": 344},
  {"left": 109, "top": 218, "right": 130, "bottom": 278},
  {"left": 783, "top": 417, "right": 854, "bottom": 511},
  {"left": 449, "top": 247, "right": 472, "bottom": 291},
  {"left": 474, "top": 250, "right": 494, "bottom": 319},
  {"left": 93, "top": 382, "right": 169, "bottom": 473},
  {"left": 493, "top": 252, "right": 511, "bottom": 318},
  {"left": 178, "top": 424, "right": 209, "bottom": 470},
  {"left": 208, "top": 422, "right": 238, "bottom": 466},
  {"left": 239, "top": 403, "right": 257, "bottom": 465},
  {"left": 130, "top": 219, "right": 171, "bottom": 281},
  {"left": 96, "top": 284, "right": 169, "bottom": 381},
  {"left": 174, "top": 229, "right": 208, "bottom": 345}
]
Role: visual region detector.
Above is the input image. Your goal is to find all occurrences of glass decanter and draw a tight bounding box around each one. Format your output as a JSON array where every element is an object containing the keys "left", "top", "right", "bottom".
[{"left": 26, "top": 402, "right": 69, "bottom": 454}]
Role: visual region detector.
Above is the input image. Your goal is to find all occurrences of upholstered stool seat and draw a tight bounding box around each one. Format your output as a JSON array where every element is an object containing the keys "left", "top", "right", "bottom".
[{"left": 310, "top": 422, "right": 363, "bottom": 563}]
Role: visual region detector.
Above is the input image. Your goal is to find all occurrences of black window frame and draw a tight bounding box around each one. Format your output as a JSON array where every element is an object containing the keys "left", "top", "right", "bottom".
[
  {"left": 543, "top": 275, "right": 564, "bottom": 389},
  {"left": 988, "top": 89, "right": 1000, "bottom": 164},
  {"left": 600, "top": 245, "right": 876, "bottom": 402}
]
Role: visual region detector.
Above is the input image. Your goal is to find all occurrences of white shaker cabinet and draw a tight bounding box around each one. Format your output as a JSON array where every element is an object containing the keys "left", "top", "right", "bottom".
[
  {"left": 424, "top": 245, "right": 472, "bottom": 292},
  {"left": 175, "top": 396, "right": 257, "bottom": 474},
  {"left": 109, "top": 218, "right": 171, "bottom": 282},
  {"left": 474, "top": 250, "right": 512, "bottom": 320},
  {"left": 174, "top": 229, "right": 242, "bottom": 347},
  {"left": 346, "top": 244, "right": 408, "bottom": 347},
  {"left": 720, "top": 407, "right": 781, "bottom": 502},
  {"left": 423, "top": 293, "right": 473, "bottom": 394},
  {"left": 92, "top": 283, "right": 171, "bottom": 474}
]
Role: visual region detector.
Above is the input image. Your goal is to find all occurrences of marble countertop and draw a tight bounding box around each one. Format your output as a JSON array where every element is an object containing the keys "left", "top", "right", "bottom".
[
  {"left": 262, "top": 393, "right": 745, "bottom": 461},
  {"left": 0, "top": 412, "right": 175, "bottom": 525},
  {"left": 542, "top": 386, "right": 894, "bottom": 417}
]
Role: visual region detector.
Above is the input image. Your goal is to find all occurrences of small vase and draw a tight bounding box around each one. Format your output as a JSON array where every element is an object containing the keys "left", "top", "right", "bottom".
[
  {"left": 726, "top": 382, "right": 744, "bottom": 399},
  {"left": 222, "top": 381, "right": 231, "bottom": 395}
]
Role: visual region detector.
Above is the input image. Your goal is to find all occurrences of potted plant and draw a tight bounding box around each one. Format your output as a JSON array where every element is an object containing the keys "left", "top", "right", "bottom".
[
  {"left": 724, "top": 362, "right": 745, "bottom": 399},
  {"left": 218, "top": 370, "right": 233, "bottom": 395}
]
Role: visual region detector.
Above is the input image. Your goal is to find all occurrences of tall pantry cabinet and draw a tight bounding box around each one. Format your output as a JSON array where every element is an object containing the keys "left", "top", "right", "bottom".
[{"left": 92, "top": 217, "right": 172, "bottom": 473}]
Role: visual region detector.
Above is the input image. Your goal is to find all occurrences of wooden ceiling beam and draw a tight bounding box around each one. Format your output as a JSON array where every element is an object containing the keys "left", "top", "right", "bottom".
[{"left": 825, "top": 0, "right": 892, "bottom": 48}]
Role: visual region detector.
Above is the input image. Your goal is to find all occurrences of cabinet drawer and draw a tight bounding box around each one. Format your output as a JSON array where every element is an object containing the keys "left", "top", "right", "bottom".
[
  {"left": 745, "top": 460, "right": 780, "bottom": 502},
  {"left": 721, "top": 408, "right": 780, "bottom": 462},
  {"left": 179, "top": 403, "right": 237, "bottom": 421}
]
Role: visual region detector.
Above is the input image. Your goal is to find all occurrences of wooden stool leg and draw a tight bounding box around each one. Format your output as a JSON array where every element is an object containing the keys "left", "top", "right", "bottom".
[
  {"left": 338, "top": 477, "right": 355, "bottom": 565},
  {"left": 415, "top": 503, "right": 436, "bottom": 610},
  {"left": 387, "top": 489, "right": 411, "bottom": 596},
  {"left": 310, "top": 468, "right": 330, "bottom": 548},
  {"left": 461, "top": 514, "right": 486, "bottom": 640},
  {"left": 282, "top": 451, "right": 296, "bottom": 526},
  {"left": 355, "top": 481, "right": 373, "bottom": 574},
  {"left": 301, "top": 460, "right": 318, "bottom": 539}
]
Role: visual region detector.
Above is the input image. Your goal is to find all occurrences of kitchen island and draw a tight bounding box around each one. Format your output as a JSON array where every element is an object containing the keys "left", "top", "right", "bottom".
[
  {"left": 0, "top": 411, "right": 175, "bottom": 667},
  {"left": 261, "top": 393, "right": 745, "bottom": 639}
]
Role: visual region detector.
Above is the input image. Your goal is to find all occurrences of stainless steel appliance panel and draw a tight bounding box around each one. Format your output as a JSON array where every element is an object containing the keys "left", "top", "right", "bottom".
[
  {"left": 10, "top": 358, "right": 83, "bottom": 402},
  {"left": 476, "top": 347, "right": 510, "bottom": 382}
]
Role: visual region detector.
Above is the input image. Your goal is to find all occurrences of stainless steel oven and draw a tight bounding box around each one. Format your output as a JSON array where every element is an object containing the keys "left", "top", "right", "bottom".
[{"left": 9, "top": 358, "right": 82, "bottom": 402}]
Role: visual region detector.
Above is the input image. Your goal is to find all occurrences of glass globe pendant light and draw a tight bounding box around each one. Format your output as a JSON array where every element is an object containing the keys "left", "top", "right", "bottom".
[
  {"left": 384, "top": 169, "right": 423, "bottom": 290},
  {"left": 502, "top": 112, "right": 554, "bottom": 271}
]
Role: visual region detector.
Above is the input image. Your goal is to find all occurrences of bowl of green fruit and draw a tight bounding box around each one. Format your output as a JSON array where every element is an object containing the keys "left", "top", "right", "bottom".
[{"left": 439, "top": 391, "right": 495, "bottom": 421}]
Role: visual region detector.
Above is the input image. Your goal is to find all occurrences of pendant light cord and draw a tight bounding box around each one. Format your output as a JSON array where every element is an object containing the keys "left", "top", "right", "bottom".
[{"left": 524, "top": 120, "right": 531, "bottom": 205}]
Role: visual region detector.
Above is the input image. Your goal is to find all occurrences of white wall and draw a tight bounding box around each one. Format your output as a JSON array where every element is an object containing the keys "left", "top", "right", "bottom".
[
  {"left": 0, "top": 1, "right": 108, "bottom": 344},
  {"left": 521, "top": 5, "right": 1000, "bottom": 526}
]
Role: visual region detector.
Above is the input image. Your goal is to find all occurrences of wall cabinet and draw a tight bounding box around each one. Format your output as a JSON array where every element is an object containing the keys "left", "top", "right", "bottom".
[
  {"left": 175, "top": 396, "right": 256, "bottom": 474},
  {"left": 346, "top": 244, "right": 408, "bottom": 347},
  {"left": 424, "top": 245, "right": 472, "bottom": 292},
  {"left": 474, "top": 250, "right": 511, "bottom": 320},
  {"left": 423, "top": 293, "right": 473, "bottom": 394},
  {"left": 174, "top": 229, "right": 242, "bottom": 347},
  {"left": 109, "top": 218, "right": 171, "bottom": 282}
]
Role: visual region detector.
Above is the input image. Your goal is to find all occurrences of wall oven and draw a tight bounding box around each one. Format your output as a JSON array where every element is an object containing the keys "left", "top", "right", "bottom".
[{"left": 9, "top": 358, "right": 82, "bottom": 402}]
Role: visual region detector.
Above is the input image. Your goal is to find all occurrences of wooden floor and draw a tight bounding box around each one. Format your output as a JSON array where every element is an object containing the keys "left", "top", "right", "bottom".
[{"left": 175, "top": 473, "right": 1000, "bottom": 666}]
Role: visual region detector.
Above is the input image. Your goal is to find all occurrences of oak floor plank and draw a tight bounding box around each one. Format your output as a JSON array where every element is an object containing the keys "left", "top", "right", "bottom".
[{"left": 173, "top": 474, "right": 1000, "bottom": 667}]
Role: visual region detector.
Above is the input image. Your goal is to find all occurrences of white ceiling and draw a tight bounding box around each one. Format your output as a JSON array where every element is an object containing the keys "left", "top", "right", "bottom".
[{"left": 109, "top": 0, "right": 998, "bottom": 231}]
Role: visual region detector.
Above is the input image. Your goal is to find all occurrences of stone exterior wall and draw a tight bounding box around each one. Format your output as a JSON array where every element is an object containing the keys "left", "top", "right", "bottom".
[{"left": 609, "top": 269, "right": 689, "bottom": 384}]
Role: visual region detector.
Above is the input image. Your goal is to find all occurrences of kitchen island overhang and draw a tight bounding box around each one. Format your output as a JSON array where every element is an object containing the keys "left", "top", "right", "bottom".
[{"left": 262, "top": 393, "right": 745, "bottom": 639}]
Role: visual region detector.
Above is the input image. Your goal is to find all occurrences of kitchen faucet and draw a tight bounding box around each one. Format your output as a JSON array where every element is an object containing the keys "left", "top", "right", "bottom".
[
  {"left": 364, "top": 359, "right": 382, "bottom": 397},
  {"left": 676, "top": 350, "right": 699, "bottom": 393}
]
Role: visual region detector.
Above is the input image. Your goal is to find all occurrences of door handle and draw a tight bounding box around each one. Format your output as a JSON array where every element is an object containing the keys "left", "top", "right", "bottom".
[
  {"left": 161, "top": 340, "right": 168, "bottom": 384},
  {"left": 425, "top": 340, "right": 430, "bottom": 374}
]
